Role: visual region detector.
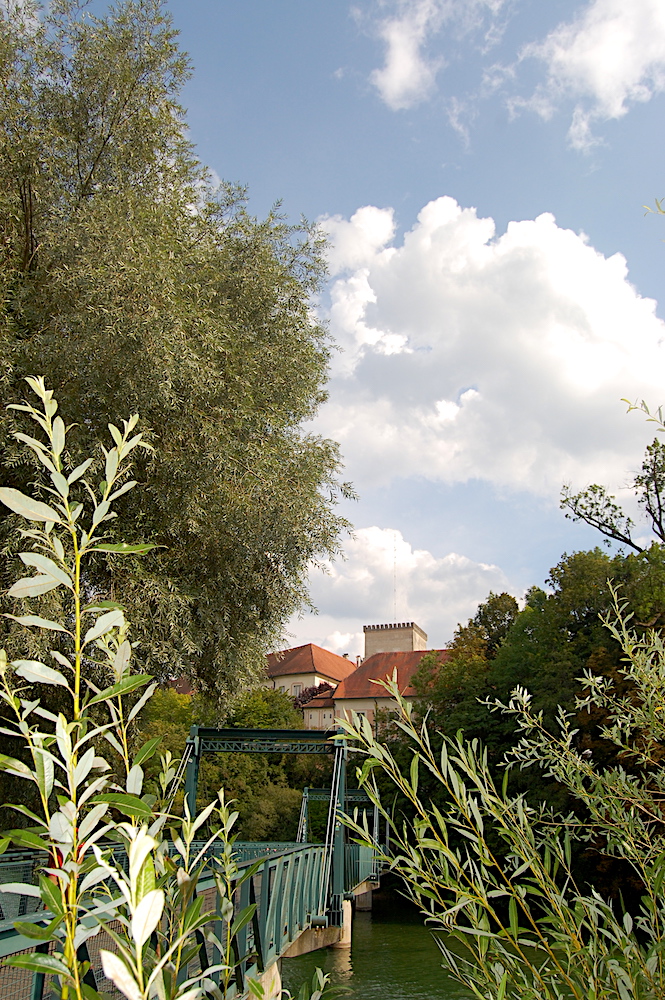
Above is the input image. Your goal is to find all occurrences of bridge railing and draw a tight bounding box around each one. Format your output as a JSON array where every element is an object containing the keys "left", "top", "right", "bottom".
[
  {"left": 0, "top": 837, "right": 381, "bottom": 1000},
  {"left": 344, "top": 844, "right": 380, "bottom": 890},
  {"left": 0, "top": 842, "right": 330, "bottom": 1000}
]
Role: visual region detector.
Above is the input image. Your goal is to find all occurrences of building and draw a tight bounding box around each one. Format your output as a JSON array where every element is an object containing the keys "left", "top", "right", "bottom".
[
  {"left": 302, "top": 690, "right": 337, "bottom": 730},
  {"left": 268, "top": 622, "right": 446, "bottom": 730},
  {"left": 266, "top": 643, "right": 356, "bottom": 700},
  {"left": 333, "top": 622, "right": 446, "bottom": 726}
]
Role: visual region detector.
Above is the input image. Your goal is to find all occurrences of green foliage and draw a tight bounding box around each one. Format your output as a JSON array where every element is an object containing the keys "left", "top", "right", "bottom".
[
  {"left": 340, "top": 608, "right": 665, "bottom": 1000},
  {"left": 0, "top": 381, "right": 336, "bottom": 1000},
  {"left": 239, "top": 785, "right": 303, "bottom": 842},
  {"left": 138, "top": 685, "right": 331, "bottom": 841},
  {"left": 225, "top": 689, "right": 304, "bottom": 731},
  {"left": 414, "top": 591, "right": 519, "bottom": 741},
  {"left": 0, "top": 379, "right": 233, "bottom": 1000},
  {"left": 561, "top": 400, "right": 665, "bottom": 552},
  {"left": 0, "top": 0, "right": 352, "bottom": 704}
]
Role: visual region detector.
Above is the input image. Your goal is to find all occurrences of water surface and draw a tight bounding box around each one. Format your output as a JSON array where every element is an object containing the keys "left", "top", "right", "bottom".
[{"left": 281, "top": 904, "right": 471, "bottom": 1000}]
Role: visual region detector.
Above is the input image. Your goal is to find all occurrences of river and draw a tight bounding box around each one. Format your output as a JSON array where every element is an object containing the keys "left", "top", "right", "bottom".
[{"left": 281, "top": 893, "right": 471, "bottom": 1000}]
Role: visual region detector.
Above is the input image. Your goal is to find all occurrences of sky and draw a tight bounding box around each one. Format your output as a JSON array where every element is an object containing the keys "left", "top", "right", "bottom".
[{"left": 165, "top": 0, "right": 665, "bottom": 658}]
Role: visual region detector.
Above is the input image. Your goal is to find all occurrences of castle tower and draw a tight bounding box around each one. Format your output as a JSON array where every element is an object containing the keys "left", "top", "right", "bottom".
[{"left": 363, "top": 622, "right": 428, "bottom": 658}]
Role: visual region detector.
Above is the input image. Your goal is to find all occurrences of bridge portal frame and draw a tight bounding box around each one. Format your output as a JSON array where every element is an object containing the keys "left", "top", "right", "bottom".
[{"left": 183, "top": 727, "right": 349, "bottom": 926}]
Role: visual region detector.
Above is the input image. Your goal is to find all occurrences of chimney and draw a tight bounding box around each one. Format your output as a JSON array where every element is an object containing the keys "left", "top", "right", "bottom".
[{"left": 363, "top": 622, "right": 428, "bottom": 658}]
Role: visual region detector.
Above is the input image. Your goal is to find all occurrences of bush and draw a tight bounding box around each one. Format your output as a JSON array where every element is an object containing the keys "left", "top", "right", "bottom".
[{"left": 340, "top": 592, "right": 665, "bottom": 1000}]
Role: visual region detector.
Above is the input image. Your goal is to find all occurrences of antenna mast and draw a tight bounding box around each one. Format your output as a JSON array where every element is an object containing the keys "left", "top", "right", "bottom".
[{"left": 393, "top": 530, "right": 397, "bottom": 623}]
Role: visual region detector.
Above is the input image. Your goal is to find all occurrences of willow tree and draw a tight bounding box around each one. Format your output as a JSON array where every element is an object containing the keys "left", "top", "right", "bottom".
[{"left": 0, "top": 0, "right": 351, "bottom": 701}]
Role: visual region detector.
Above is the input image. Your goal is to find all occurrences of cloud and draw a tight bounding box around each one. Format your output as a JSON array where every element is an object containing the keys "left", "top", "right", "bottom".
[
  {"left": 284, "top": 527, "right": 509, "bottom": 653},
  {"left": 366, "top": 0, "right": 506, "bottom": 110},
  {"left": 316, "top": 196, "right": 665, "bottom": 497},
  {"left": 519, "top": 0, "right": 665, "bottom": 149},
  {"left": 369, "top": 0, "right": 444, "bottom": 110}
]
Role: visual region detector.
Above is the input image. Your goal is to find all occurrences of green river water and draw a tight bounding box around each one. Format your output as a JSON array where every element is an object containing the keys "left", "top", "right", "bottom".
[{"left": 281, "top": 902, "right": 472, "bottom": 1000}]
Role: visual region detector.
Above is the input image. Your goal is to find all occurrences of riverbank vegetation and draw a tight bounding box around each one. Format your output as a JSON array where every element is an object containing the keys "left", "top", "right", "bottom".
[
  {"left": 0, "top": 0, "right": 352, "bottom": 706},
  {"left": 342, "top": 406, "right": 665, "bottom": 998},
  {"left": 0, "top": 380, "right": 336, "bottom": 1000}
]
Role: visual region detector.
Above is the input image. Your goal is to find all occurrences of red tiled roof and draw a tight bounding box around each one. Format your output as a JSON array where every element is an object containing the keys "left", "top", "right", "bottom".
[
  {"left": 305, "top": 694, "right": 335, "bottom": 708},
  {"left": 266, "top": 643, "right": 357, "bottom": 683},
  {"left": 333, "top": 650, "right": 448, "bottom": 700}
]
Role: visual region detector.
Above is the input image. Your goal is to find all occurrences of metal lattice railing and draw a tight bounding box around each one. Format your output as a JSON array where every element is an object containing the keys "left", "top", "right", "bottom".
[{"left": 0, "top": 842, "right": 332, "bottom": 1000}]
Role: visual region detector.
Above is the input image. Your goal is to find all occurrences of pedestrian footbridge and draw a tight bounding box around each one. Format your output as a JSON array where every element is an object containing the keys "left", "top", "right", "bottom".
[{"left": 0, "top": 728, "right": 382, "bottom": 1000}]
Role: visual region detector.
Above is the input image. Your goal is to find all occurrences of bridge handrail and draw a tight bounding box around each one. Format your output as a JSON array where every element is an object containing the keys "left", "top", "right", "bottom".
[
  {"left": 0, "top": 838, "right": 382, "bottom": 997},
  {"left": 0, "top": 841, "right": 331, "bottom": 997}
]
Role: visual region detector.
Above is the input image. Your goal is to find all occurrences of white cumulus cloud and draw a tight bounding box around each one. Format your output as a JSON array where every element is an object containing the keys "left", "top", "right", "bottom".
[
  {"left": 367, "top": 0, "right": 506, "bottom": 110},
  {"left": 284, "top": 527, "right": 509, "bottom": 653},
  {"left": 315, "top": 195, "right": 665, "bottom": 497},
  {"left": 520, "top": 0, "right": 665, "bottom": 149}
]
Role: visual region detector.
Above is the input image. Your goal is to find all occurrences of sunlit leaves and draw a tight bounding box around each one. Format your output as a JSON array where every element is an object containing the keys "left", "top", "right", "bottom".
[
  {"left": 83, "top": 608, "right": 125, "bottom": 646},
  {"left": 13, "top": 659, "right": 69, "bottom": 688},
  {"left": 0, "top": 488, "right": 62, "bottom": 524},
  {"left": 5, "top": 614, "right": 70, "bottom": 634}
]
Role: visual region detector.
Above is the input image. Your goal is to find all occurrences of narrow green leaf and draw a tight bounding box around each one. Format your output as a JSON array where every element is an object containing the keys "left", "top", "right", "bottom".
[
  {"left": 107, "top": 481, "right": 137, "bottom": 503},
  {"left": 89, "top": 542, "right": 156, "bottom": 554},
  {"left": 52, "top": 417, "right": 65, "bottom": 457},
  {"left": 113, "top": 640, "right": 131, "bottom": 679},
  {"left": 67, "top": 457, "right": 93, "bottom": 485},
  {"left": 0, "top": 488, "right": 62, "bottom": 523},
  {"left": 14, "top": 917, "right": 60, "bottom": 941},
  {"left": 131, "top": 889, "right": 164, "bottom": 949},
  {"left": 108, "top": 424, "right": 123, "bottom": 447},
  {"left": 133, "top": 737, "right": 162, "bottom": 768},
  {"left": 50, "top": 470, "right": 69, "bottom": 498},
  {"left": 13, "top": 432, "right": 48, "bottom": 455},
  {"left": 82, "top": 600, "right": 124, "bottom": 612},
  {"left": 508, "top": 897, "right": 519, "bottom": 938},
  {"left": 5, "top": 614, "right": 70, "bottom": 634},
  {"left": 92, "top": 793, "right": 153, "bottom": 819},
  {"left": 83, "top": 609, "right": 124, "bottom": 645},
  {"left": 87, "top": 674, "right": 151, "bottom": 706},
  {"left": 34, "top": 747, "right": 54, "bottom": 800},
  {"left": 39, "top": 874, "right": 65, "bottom": 916},
  {"left": 410, "top": 754, "right": 419, "bottom": 795},
  {"left": 127, "top": 682, "right": 157, "bottom": 723},
  {"left": 6, "top": 952, "right": 70, "bottom": 977},
  {"left": 13, "top": 660, "right": 69, "bottom": 688},
  {"left": 231, "top": 903, "right": 257, "bottom": 939},
  {"left": 6, "top": 829, "right": 46, "bottom": 850},
  {"left": 20, "top": 552, "right": 72, "bottom": 588},
  {"left": 105, "top": 448, "right": 119, "bottom": 486},
  {"left": 8, "top": 575, "right": 62, "bottom": 599},
  {"left": 92, "top": 500, "right": 110, "bottom": 527},
  {"left": 0, "top": 882, "right": 41, "bottom": 898}
]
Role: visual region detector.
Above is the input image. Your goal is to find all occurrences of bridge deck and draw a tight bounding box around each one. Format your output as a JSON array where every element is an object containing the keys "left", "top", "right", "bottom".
[{"left": 0, "top": 840, "right": 379, "bottom": 1000}]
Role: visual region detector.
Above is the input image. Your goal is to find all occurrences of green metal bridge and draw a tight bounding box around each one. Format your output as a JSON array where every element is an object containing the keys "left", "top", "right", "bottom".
[{"left": 0, "top": 728, "right": 382, "bottom": 1000}]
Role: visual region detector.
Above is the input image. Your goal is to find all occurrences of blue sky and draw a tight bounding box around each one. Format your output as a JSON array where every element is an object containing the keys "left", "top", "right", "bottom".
[{"left": 166, "top": 0, "right": 665, "bottom": 656}]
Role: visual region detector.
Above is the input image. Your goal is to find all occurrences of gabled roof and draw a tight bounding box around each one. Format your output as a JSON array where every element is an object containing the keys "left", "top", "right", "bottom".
[
  {"left": 305, "top": 693, "right": 335, "bottom": 709},
  {"left": 333, "top": 650, "right": 448, "bottom": 700},
  {"left": 266, "top": 643, "right": 357, "bottom": 684}
]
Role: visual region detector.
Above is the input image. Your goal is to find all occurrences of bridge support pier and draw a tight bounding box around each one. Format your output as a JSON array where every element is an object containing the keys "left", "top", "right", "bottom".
[
  {"left": 252, "top": 961, "right": 282, "bottom": 1000},
  {"left": 329, "top": 900, "right": 352, "bottom": 948},
  {"left": 354, "top": 888, "right": 373, "bottom": 911}
]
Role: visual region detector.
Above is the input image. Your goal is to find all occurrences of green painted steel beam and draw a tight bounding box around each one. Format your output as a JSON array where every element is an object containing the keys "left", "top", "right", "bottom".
[
  {"left": 304, "top": 787, "right": 372, "bottom": 803},
  {"left": 189, "top": 726, "right": 338, "bottom": 755}
]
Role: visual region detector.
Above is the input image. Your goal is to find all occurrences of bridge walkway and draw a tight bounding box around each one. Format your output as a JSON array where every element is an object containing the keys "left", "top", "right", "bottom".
[{"left": 0, "top": 728, "right": 382, "bottom": 1000}]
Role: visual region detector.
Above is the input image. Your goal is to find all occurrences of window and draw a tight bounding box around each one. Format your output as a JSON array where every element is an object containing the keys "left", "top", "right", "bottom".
[
  {"left": 279, "top": 685, "right": 285, "bottom": 693},
  {"left": 293, "top": 684, "right": 301, "bottom": 696},
  {"left": 309, "top": 713, "right": 313, "bottom": 720}
]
